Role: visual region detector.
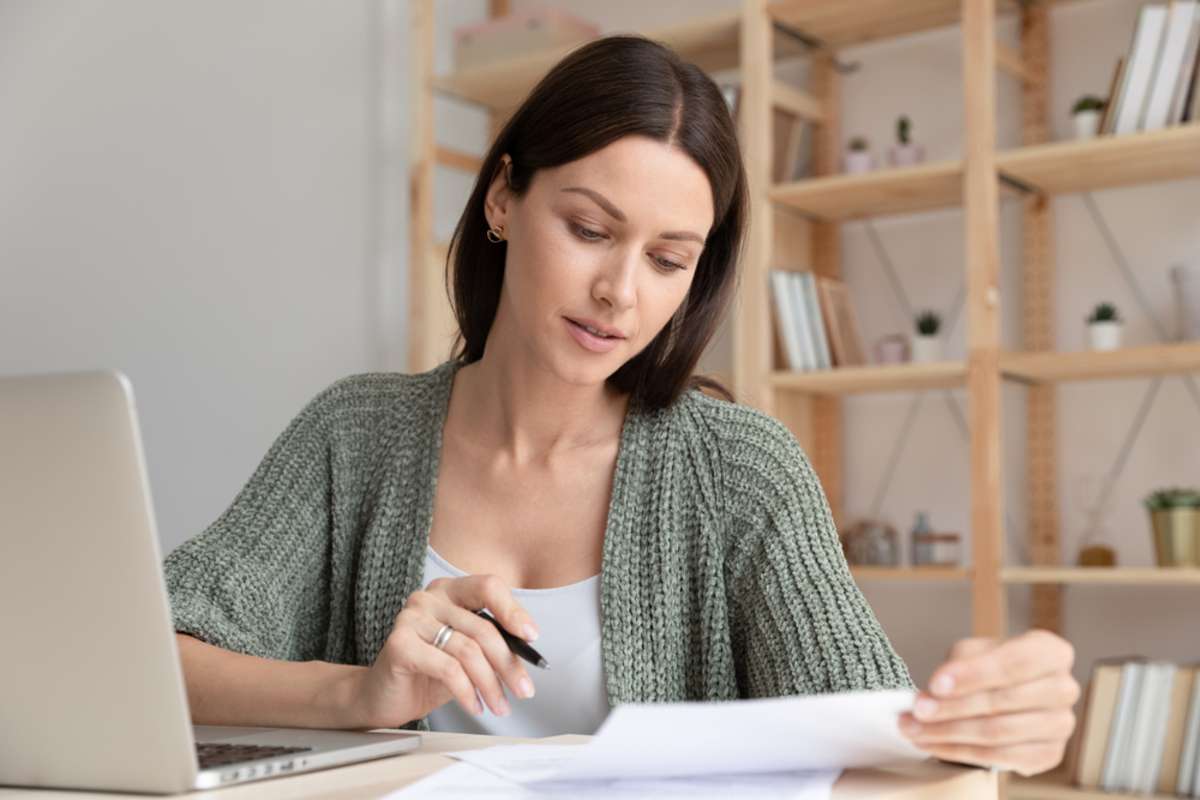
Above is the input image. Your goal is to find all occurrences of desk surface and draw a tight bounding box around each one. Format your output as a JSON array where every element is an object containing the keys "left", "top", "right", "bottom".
[{"left": 0, "top": 731, "right": 998, "bottom": 799}]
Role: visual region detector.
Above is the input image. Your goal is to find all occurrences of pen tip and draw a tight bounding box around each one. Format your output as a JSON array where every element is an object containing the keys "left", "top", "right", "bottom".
[{"left": 538, "top": 660, "right": 550, "bottom": 670}]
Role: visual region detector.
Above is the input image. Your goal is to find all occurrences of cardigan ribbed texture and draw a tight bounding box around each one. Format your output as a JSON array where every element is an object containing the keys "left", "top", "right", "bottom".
[{"left": 164, "top": 359, "right": 914, "bottom": 730}]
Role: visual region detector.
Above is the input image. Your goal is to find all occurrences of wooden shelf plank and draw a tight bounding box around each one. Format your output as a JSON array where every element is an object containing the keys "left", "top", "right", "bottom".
[
  {"left": 1002, "top": 567, "right": 1200, "bottom": 585},
  {"left": 767, "top": 0, "right": 1035, "bottom": 47},
  {"left": 770, "top": 159, "right": 964, "bottom": 221},
  {"left": 997, "top": 122, "right": 1200, "bottom": 195},
  {"left": 1001, "top": 342, "right": 1200, "bottom": 384},
  {"left": 433, "top": 11, "right": 807, "bottom": 110},
  {"left": 1009, "top": 767, "right": 1181, "bottom": 799},
  {"left": 851, "top": 566, "right": 972, "bottom": 582},
  {"left": 772, "top": 362, "right": 967, "bottom": 395}
]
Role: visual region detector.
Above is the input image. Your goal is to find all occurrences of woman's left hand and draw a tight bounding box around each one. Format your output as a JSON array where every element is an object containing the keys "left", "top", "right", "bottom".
[{"left": 898, "top": 629, "right": 1081, "bottom": 777}]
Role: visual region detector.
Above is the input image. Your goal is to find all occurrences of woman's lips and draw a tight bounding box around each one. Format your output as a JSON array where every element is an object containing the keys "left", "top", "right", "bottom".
[{"left": 565, "top": 317, "right": 622, "bottom": 353}]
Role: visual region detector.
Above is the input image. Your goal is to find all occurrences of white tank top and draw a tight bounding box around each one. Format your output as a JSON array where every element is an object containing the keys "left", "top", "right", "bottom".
[{"left": 421, "top": 546, "right": 611, "bottom": 736}]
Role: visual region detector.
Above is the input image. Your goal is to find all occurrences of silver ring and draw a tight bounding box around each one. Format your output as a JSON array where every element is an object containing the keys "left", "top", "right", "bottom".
[{"left": 432, "top": 624, "right": 454, "bottom": 651}]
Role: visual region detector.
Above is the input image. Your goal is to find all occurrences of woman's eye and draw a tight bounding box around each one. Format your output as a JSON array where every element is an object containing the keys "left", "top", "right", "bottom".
[
  {"left": 654, "top": 256, "right": 687, "bottom": 272},
  {"left": 570, "top": 222, "right": 605, "bottom": 241}
]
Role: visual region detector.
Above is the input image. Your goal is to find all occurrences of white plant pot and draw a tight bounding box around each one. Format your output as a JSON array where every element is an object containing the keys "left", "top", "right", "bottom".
[
  {"left": 843, "top": 150, "right": 874, "bottom": 174},
  {"left": 888, "top": 142, "right": 925, "bottom": 167},
  {"left": 911, "top": 334, "right": 943, "bottom": 363},
  {"left": 1073, "top": 110, "right": 1102, "bottom": 139},
  {"left": 1088, "top": 321, "right": 1123, "bottom": 351}
]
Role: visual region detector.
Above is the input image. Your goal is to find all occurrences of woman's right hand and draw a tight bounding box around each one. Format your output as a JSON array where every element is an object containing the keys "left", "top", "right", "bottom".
[{"left": 347, "top": 574, "right": 540, "bottom": 729}]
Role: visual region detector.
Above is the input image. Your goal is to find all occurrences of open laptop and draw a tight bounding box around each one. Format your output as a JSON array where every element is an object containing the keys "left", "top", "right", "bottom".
[{"left": 0, "top": 369, "right": 420, "bottom": 793}]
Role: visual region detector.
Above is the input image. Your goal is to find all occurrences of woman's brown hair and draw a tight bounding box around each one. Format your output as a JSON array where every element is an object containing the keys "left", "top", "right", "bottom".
[{"left": 445, "top": 34, "right": 745, "bottom": 411}]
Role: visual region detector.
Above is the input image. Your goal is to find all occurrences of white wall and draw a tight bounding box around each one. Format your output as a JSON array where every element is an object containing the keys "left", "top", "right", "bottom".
[{"left": 0, "top": 1, "right": 380, "bottom": 553}]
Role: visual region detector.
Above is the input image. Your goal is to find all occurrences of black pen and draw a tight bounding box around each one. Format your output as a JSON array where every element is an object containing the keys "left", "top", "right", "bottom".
[{"left": 474, "top": 609, "right": 550, "bottom": 670}]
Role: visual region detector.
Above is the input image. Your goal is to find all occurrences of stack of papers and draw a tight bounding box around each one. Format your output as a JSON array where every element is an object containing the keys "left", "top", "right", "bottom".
[{"left": 385, "top": 688, "right": 927, "bottom": 800}]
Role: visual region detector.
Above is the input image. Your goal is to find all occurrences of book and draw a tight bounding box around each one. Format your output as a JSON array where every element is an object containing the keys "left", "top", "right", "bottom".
[
  {"left": 1182, "top": 15, "right": 1200, "bottom": 121},
  {"left": 1102, "top": 659, "right": 1146, "bottom": 790},
  {"left": 1138, "top": 662, "right": 1177, "bottom": 792},
  {"left": 788, "top": 272, "right": 817, "bottom": 370},
  {"left": 1159, "top": 665, "right": 1197, "bottom": 795},
  {"left": 721, "top": 82, "right": 812, "bottom": 183},
  {"left": 1099, "top": 56, "right": 1126, "bottom": 135},
  {"left": 1169, "top": 4, "right": 1200, "bottom": 123},
  {"left": 769, "top": 270, "right": 804, "bottom": 371},
  {"left": 815, "top": 277, "right": 866, "bottom": 367},
  {"left": 1145, "top": 1, "right": 1199, "bottom": 130},
  {"left": 1178, "top": 671, "right": 1200, "bottom": 795},
  {"left": 1073, "top": 660, "right": 1125, "bottom": 787},
  {"left": 1114, "top": 4, "right": 1169, "bottom": 135},
  {"left": 799, "top": 272, "right": 832, "bottom": 370}
]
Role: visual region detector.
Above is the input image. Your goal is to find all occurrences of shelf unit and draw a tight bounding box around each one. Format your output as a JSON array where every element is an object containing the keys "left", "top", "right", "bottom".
[{"left": 409, "top": 2, "right": 1199, "bottom": 797}]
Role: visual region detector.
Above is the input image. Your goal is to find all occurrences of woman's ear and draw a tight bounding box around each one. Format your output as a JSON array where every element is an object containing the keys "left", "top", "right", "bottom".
[{"left": 483, "top": 154, "right": 514, "bottom": 232}]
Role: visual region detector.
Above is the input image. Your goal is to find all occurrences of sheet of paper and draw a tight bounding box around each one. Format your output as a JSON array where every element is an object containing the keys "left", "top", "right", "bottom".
[
  {"left": 384, "top": 760, "right": 840, "bottom": 800},
  {"left": 451, "top": 688, "right": 926, "bottom": 783}
]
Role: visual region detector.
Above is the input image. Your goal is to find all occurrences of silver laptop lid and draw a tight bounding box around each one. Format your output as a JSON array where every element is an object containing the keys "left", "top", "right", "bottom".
[{"left": 0, "top": 370, "right": 198, "bottom": 793}]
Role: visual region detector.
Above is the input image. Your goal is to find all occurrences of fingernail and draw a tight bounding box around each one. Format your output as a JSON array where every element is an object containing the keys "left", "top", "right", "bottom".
[
  {"left": 495, "top": 697, "right": 511, "bottom": 716},
  {"left": 523, "top": 624, "right": 539, "bottom": 641},
  {"left": 473, "top": 699, "right": 484, "bottom": 716},
  {"left": 931, "top": 674, "right": 955, "bottom": 696},
  {"left": 914, "top": 698, "right": 938, "bottom": 720},
  {"left": 519, "top": 677, "right": 535, "bottom": 699}
]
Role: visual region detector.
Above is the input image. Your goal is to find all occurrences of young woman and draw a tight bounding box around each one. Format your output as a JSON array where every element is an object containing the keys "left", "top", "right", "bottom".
[{"left": 166, "top": 35, "right": 1079, "bottom": 777}]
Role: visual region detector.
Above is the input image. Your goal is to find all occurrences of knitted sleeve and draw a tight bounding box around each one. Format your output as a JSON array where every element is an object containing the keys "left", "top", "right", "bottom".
[
  {"left": 162, "top": 382, "right": 340, "bottom": 662},
  {"left": 723, "top": 408, "right": 915, "bottom": 698}
]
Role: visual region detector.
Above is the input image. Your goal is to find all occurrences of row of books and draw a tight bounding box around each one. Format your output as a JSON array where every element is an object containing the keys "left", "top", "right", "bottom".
[
  {"left": 769, "top": 269, "right": 865, "bottom": 372},
  {"left": 1100, "top": 0, "right": 1200, "bottom": 135},
  {"left": 1069, "top": 657, "right": 1200, "bottom": 796},
  {"left": 718, "top": 83, "right": 812, "bottom": 184}
]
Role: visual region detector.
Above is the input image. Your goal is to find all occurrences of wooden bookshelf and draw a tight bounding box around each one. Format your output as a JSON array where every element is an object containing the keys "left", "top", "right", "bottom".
[
  {"left": 770, "top": 159, "right": 966, "bottom": 220},
  {"left": 1001, "top": 342, "right": 1200, "bottom": 384},
  {"left": 771, "top": 362, "right": 967, "bottom": 394}
]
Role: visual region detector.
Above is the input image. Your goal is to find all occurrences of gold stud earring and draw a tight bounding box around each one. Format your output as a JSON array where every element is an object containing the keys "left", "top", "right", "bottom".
[{"left": 486, "top": 224, "right": 505, "bottom": 243}]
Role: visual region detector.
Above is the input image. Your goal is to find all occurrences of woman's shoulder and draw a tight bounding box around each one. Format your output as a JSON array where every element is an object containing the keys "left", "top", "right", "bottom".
[
  {"left": 673, "top": 385, "right": 810, "bottom": 470},
  {"left": 297, "top": 361, "right": 454, "bottom": 428}
]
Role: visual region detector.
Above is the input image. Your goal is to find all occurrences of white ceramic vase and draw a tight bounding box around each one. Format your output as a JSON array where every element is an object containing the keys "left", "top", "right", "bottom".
[
  {"left": 844, "top": 150, "right": 874, "bottom": 174},
  {"left": 1088, "top": 321, "right": 1123, "bottom": 351},
  {"left": 911, "top": 334, "right": 943, "bottom": 363},
  {"left": 1073, "top": 110, "right": 1101, "bottom": 139},
  {"left": 888, "top": 142, "right": 925, "bottom": 167}
]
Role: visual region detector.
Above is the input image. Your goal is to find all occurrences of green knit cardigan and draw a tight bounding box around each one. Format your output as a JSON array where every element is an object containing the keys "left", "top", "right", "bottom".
[{"left": 164, "top": 359, "right": 914, "bottom": 730}]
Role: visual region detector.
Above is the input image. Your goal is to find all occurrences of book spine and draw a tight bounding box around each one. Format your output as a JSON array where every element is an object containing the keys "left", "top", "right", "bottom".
[{"left": 770, "top": 270, "right": 804, "bottom": 371}]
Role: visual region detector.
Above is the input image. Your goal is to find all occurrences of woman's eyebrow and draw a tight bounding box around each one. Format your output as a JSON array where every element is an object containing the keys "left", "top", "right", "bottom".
[{"left": 561, "top": 186, "right": 706, "bottom": 244}]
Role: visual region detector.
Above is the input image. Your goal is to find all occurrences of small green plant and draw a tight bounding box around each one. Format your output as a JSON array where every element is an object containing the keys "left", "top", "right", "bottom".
[
  {"left": 915, "top": 310, "right": 942, "bottom": 336},
  {"left": 1087, "top": 302, "right": 1121, "bottom": 324},
  {"left": 848, "top": 136, "right": 869, "bottom": 152},
  {"left": 1072, "top": 94, "right": 1107, "bottom": 115},
  {"left": 1143, "top": 488, "right": 1200, "bottom": 511},
  {"left": 896, "top": 115, "right": 912, "bottom": 145}
]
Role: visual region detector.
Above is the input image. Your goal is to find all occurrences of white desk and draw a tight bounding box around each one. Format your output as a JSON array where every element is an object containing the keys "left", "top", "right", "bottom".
[{"left": 0, "top": 731, "right": 999, "bottom": 799}]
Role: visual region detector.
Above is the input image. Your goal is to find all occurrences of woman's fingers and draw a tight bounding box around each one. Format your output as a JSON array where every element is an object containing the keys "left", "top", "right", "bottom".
[
  {"left": 391, "top": 622, "right": 482, "bottom": 717},
  {"left": 919, "top": 740, "right": 1068, "bottom": 777},
  {"left": 900, "top": 708, "right": 1076, "bottom": 748},
  {"left": 912, "top": 672, "right": 1081, "bottom": 723},
  {"left": 441, "top": 602, "right": 536, "bottom": 701},
  {"left": 435, "top": 574, "right": 540, "bottom": 642}
]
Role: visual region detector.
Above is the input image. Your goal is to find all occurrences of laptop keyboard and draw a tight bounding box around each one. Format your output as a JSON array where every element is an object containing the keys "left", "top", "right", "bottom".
[{"left": 196, "top": 742, "right": 313, "bottom": 769}]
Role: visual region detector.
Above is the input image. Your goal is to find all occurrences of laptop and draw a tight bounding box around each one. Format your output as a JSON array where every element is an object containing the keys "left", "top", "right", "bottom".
[{"left": 0, "top": 369, "right": 420, "bottom": 793}]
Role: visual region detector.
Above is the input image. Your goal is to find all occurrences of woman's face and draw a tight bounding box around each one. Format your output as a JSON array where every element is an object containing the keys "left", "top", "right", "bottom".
[{"left": 483, "top": 135, "right": 715, "bottom": 388}]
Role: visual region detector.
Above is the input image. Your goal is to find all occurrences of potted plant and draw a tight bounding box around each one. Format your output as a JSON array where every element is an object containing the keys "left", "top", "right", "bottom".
[
  {"left": 887, "top": 115, "right": 925, "bottom": 167},
  {"left": 1086, "top": 302, "right": 1123, "bottom": 350},
  {"left": 1071, "top": 94, "right": 1106, "bottom": 139},
  {"left": 1143, "top": 488, "right": 1200, "bottom": 567},
  {"left": 911, "top": 310, "right": 943, "bottom": 363},
  {"left": 843, "top": 136, "right": 874, "bottom": 174}
]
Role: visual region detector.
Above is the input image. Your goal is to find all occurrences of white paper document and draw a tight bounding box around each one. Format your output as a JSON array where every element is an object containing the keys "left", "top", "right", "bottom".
[
  {"left": 453, "top": 688, "right": 927, "bottom": 783},
  {"left": 385, "top": 760, "right": 840, "bottom": 800}
]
